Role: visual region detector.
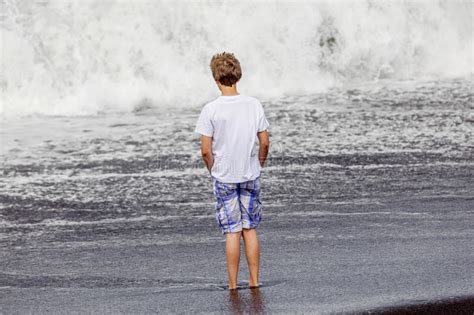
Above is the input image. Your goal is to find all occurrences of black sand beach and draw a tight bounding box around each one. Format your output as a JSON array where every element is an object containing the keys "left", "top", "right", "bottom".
[
  {"left": 1, "top": 78, "right": 473, "bottom": 313},
  {"left": 362, "top": 295, "right": 474, "bottom": 314}
]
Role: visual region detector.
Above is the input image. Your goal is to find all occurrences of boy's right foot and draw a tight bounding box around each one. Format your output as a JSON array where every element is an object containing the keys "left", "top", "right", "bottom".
[{"left": 249, "top": 282, "right": 259, "bottom": 288}]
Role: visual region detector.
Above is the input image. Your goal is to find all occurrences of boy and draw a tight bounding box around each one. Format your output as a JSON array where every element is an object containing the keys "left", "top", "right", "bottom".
[{"left": 194, "top": 52, "right": 270, "bottom": 290}]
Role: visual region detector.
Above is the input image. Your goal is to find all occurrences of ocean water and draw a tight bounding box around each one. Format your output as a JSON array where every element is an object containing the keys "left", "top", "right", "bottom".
[{"left": 1, "top": 0, "right": 472, "bottom": 119}]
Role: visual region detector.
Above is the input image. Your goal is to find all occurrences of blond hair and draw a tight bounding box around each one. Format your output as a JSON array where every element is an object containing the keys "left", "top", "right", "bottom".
[{"left": 210, "top": 51, "right": 242, "bottom": 87}]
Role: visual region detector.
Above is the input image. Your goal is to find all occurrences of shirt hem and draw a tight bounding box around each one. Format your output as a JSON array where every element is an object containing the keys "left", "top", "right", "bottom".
[{"left": 211, "top": 173, "right": 261, "bottom": 183}]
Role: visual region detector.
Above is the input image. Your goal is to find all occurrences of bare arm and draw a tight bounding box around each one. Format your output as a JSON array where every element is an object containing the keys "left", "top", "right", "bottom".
[
  {"left": 200, "top": 135, "right": 214, "bottom": 174},
  {"left": 257, "top": 130, "right": 270, "bottom": 167}
]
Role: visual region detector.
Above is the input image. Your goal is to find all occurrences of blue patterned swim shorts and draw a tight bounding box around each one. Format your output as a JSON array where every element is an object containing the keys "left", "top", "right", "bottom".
[{"left": 212, "top": 176, "right": 262, "bottom": 235}]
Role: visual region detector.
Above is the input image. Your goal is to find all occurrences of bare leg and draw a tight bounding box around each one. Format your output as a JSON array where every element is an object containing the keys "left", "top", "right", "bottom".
[
  {"left": 242, "top": 228, "right": 260, "bottom": 287},
  {"left": 226, "top": 231, "right": 242, "bottom": 289}
]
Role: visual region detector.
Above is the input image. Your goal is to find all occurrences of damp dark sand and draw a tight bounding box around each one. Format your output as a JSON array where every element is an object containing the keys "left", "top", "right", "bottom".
[{"left": 1, "top": 78, "right": 473, "bottom": 313}]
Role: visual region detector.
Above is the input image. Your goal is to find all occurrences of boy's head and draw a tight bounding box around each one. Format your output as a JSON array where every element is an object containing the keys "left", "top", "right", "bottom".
[{"left": 210, "top": 52, "right": 242, "bottom": 87}]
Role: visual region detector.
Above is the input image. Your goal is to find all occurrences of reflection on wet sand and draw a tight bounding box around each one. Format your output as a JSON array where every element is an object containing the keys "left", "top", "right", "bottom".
[{"left": 228, "top": 287, "right": 266, "bottom": 314}]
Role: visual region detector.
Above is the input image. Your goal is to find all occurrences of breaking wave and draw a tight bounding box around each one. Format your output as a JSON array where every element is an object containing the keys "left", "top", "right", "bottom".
[{"left": 1, "top": 0, "right": 472, "bottom": 119}]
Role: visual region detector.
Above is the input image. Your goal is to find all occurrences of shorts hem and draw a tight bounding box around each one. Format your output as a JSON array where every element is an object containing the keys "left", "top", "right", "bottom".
[
  {"left": 219, "top": 224, "right": 260, "bottom": 235},
  {"left": 242, "top": 222, "right": 260, "bottom": 230},
  {"left": 242, "top": 226, "right": 259, "bottom": 230},
  {"left": 221, "top": 229, "right": 242, "bottom": 235}
]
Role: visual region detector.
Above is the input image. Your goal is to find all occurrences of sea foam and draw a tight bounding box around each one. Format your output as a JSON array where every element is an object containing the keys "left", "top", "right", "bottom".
[{"left": 1, "top": 0, "right": 472, "bottom": 119}]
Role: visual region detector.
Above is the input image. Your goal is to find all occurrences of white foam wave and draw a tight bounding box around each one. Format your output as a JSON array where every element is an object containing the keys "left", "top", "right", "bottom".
[
  {"left": 1, "top": 0, "right": 472, "bottom": 119},
  {"left": 0, "top": 214, "right": 213, "bottom": 229}
]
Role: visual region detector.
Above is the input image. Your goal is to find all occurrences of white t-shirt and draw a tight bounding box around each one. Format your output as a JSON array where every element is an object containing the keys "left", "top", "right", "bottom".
[{"left": 194, "top": 94, "right": 270, "bottom": 183}]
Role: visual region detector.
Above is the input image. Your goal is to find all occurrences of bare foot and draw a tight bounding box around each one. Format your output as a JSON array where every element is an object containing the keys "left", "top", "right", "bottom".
[{"left": 249, "top": 282, "right": 259, "bottom": 288}]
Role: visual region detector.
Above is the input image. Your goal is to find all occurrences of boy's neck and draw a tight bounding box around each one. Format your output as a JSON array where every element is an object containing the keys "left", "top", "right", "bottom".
[{"left": 220, "top": 85, "right": 239, "bottom": 96}]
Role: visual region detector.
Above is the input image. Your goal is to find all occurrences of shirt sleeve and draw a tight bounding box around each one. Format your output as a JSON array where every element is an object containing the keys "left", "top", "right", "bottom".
[
  {"left": 257, "top": 101, "right": 270, "bottom": 132},
  {"left": 194, "top": 105, "right": 214, "bottom": 137}
]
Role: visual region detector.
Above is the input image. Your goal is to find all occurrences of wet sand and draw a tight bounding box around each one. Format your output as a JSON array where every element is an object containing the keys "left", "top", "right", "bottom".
[
  {"left": 1, "top": 192, "right": 473, "bottom": 313},
  {"left": 1, "top": 78, "right": 473, "bottom": 313},
  {"left": 362, "top": 295, "right": 474, "bottom": 314}
]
